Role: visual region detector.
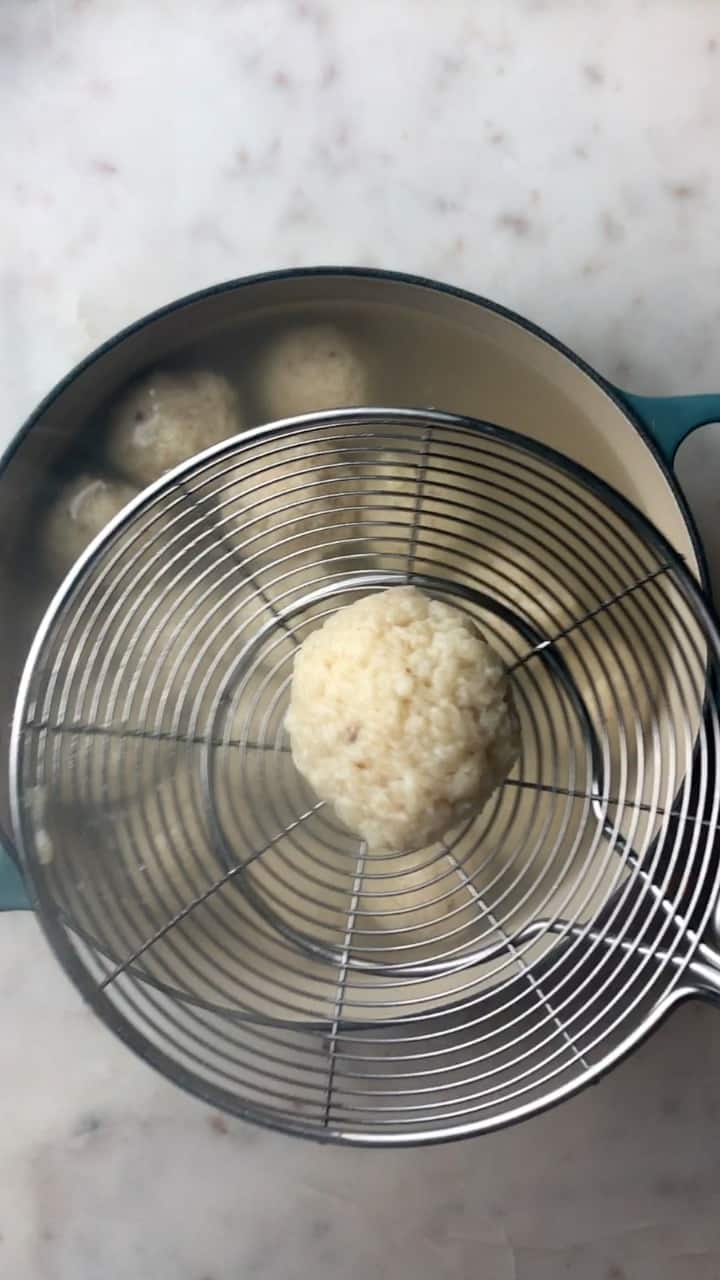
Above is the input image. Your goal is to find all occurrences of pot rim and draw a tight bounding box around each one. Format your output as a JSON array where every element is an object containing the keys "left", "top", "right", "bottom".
[{"left": 1, "top": 264, "right": 706, "bottom": 590}]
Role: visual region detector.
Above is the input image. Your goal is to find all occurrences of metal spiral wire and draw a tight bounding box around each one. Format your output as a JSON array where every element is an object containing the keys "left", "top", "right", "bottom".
[{"left": 11, "top": 408, "right": 720, "bottom": 1144}]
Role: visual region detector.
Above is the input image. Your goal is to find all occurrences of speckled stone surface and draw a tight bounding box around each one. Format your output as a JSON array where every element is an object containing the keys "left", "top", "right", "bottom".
[{"left": 2, "top": 3, "right": 720, "bottom": 1277}]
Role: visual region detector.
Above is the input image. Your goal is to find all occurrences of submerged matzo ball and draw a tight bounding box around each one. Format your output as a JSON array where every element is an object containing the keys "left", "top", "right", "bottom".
[
  {"left": 41, "top": 471, "right": 139, "bottom": 575},
  {"left": 255, "top": 322, "right": 369, "bottom": 420},
  {"left": 105, "top": 368, "right": 243, "bottom": 487},
  {"left": 285, "top": 586, "right": 520, "bottom": 851}
]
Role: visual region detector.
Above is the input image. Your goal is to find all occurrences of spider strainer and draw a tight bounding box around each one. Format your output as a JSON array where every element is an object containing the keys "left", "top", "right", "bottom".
[{"left": 10, "top": 408, "right": 720, "bottom": 1145}]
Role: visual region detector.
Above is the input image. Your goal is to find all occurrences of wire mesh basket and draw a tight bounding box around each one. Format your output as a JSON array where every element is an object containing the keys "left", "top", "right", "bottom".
[{"left": 11, "top": 408, "right": 720, "bottom": 1144}]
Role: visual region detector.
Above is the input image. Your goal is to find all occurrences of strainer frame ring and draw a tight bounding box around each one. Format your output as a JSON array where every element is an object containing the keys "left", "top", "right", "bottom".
[{"left": 10, "top": 407, "right": 720, "bottom": 1146}]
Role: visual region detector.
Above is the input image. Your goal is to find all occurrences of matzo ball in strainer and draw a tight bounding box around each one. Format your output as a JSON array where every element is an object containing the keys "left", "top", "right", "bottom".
[{"left": 285, "top": 587, "right": 520, "bottom": 853}]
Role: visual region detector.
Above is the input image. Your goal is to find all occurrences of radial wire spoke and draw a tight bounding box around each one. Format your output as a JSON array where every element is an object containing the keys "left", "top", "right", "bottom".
[
  {"left": 99, "top": 802, "right": 324, "bottom": 988},
  {"left": 23, "top": 718, "right": 291, "bottom": 753},
  {"left": 323, "top": 845, "right": 367, "bottom": 1126},
  {"left": 442, "top": 843, "right": 590, "bottom": 1070},
  {"left": 178, "top": 481, "right": 299, "bottom": 647},
  {"left": 508, "top": 564, "right": 674, "bottom": 672},
  {"left": 504, "top": 778, "right": 718, "bottom": 830},
  {"left": 406, "top": 426, "right": 433, "bottom": 581}
]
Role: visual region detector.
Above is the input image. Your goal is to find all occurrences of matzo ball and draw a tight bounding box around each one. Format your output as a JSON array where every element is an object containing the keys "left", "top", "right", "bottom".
[
  {"left": 217, "top": 430, "right": 360, "bottom": 573},
  {"left": 41, "top": 471, "right": 139, "bottom": 576},
  {"left": 105, "top": 368, "right": 242, "bottom": 487},
  {"left": 255, "top": 322, "right": 369, "bottom": 420},
  {"left": 285, "top": 586, "right": 519, "bottom": 851}
]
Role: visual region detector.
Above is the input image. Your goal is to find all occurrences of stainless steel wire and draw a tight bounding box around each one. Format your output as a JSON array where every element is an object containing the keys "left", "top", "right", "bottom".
[{"left": 10, "top": 408, "right": 720, "bottom": 1144}]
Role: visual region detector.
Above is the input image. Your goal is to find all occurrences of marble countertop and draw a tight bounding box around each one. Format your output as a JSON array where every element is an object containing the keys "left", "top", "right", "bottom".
[{"left": 2, "top": 2, "right": 720, "bottom": 1277}]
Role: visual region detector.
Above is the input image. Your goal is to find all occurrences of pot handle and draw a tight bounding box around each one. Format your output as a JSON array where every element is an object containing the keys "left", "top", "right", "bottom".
[
  {"left": 0, "top": 841, "right": 30, "bottom": 911},
  {"left": 618, "top": 391, "right": 720, "bottom": 468}
]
